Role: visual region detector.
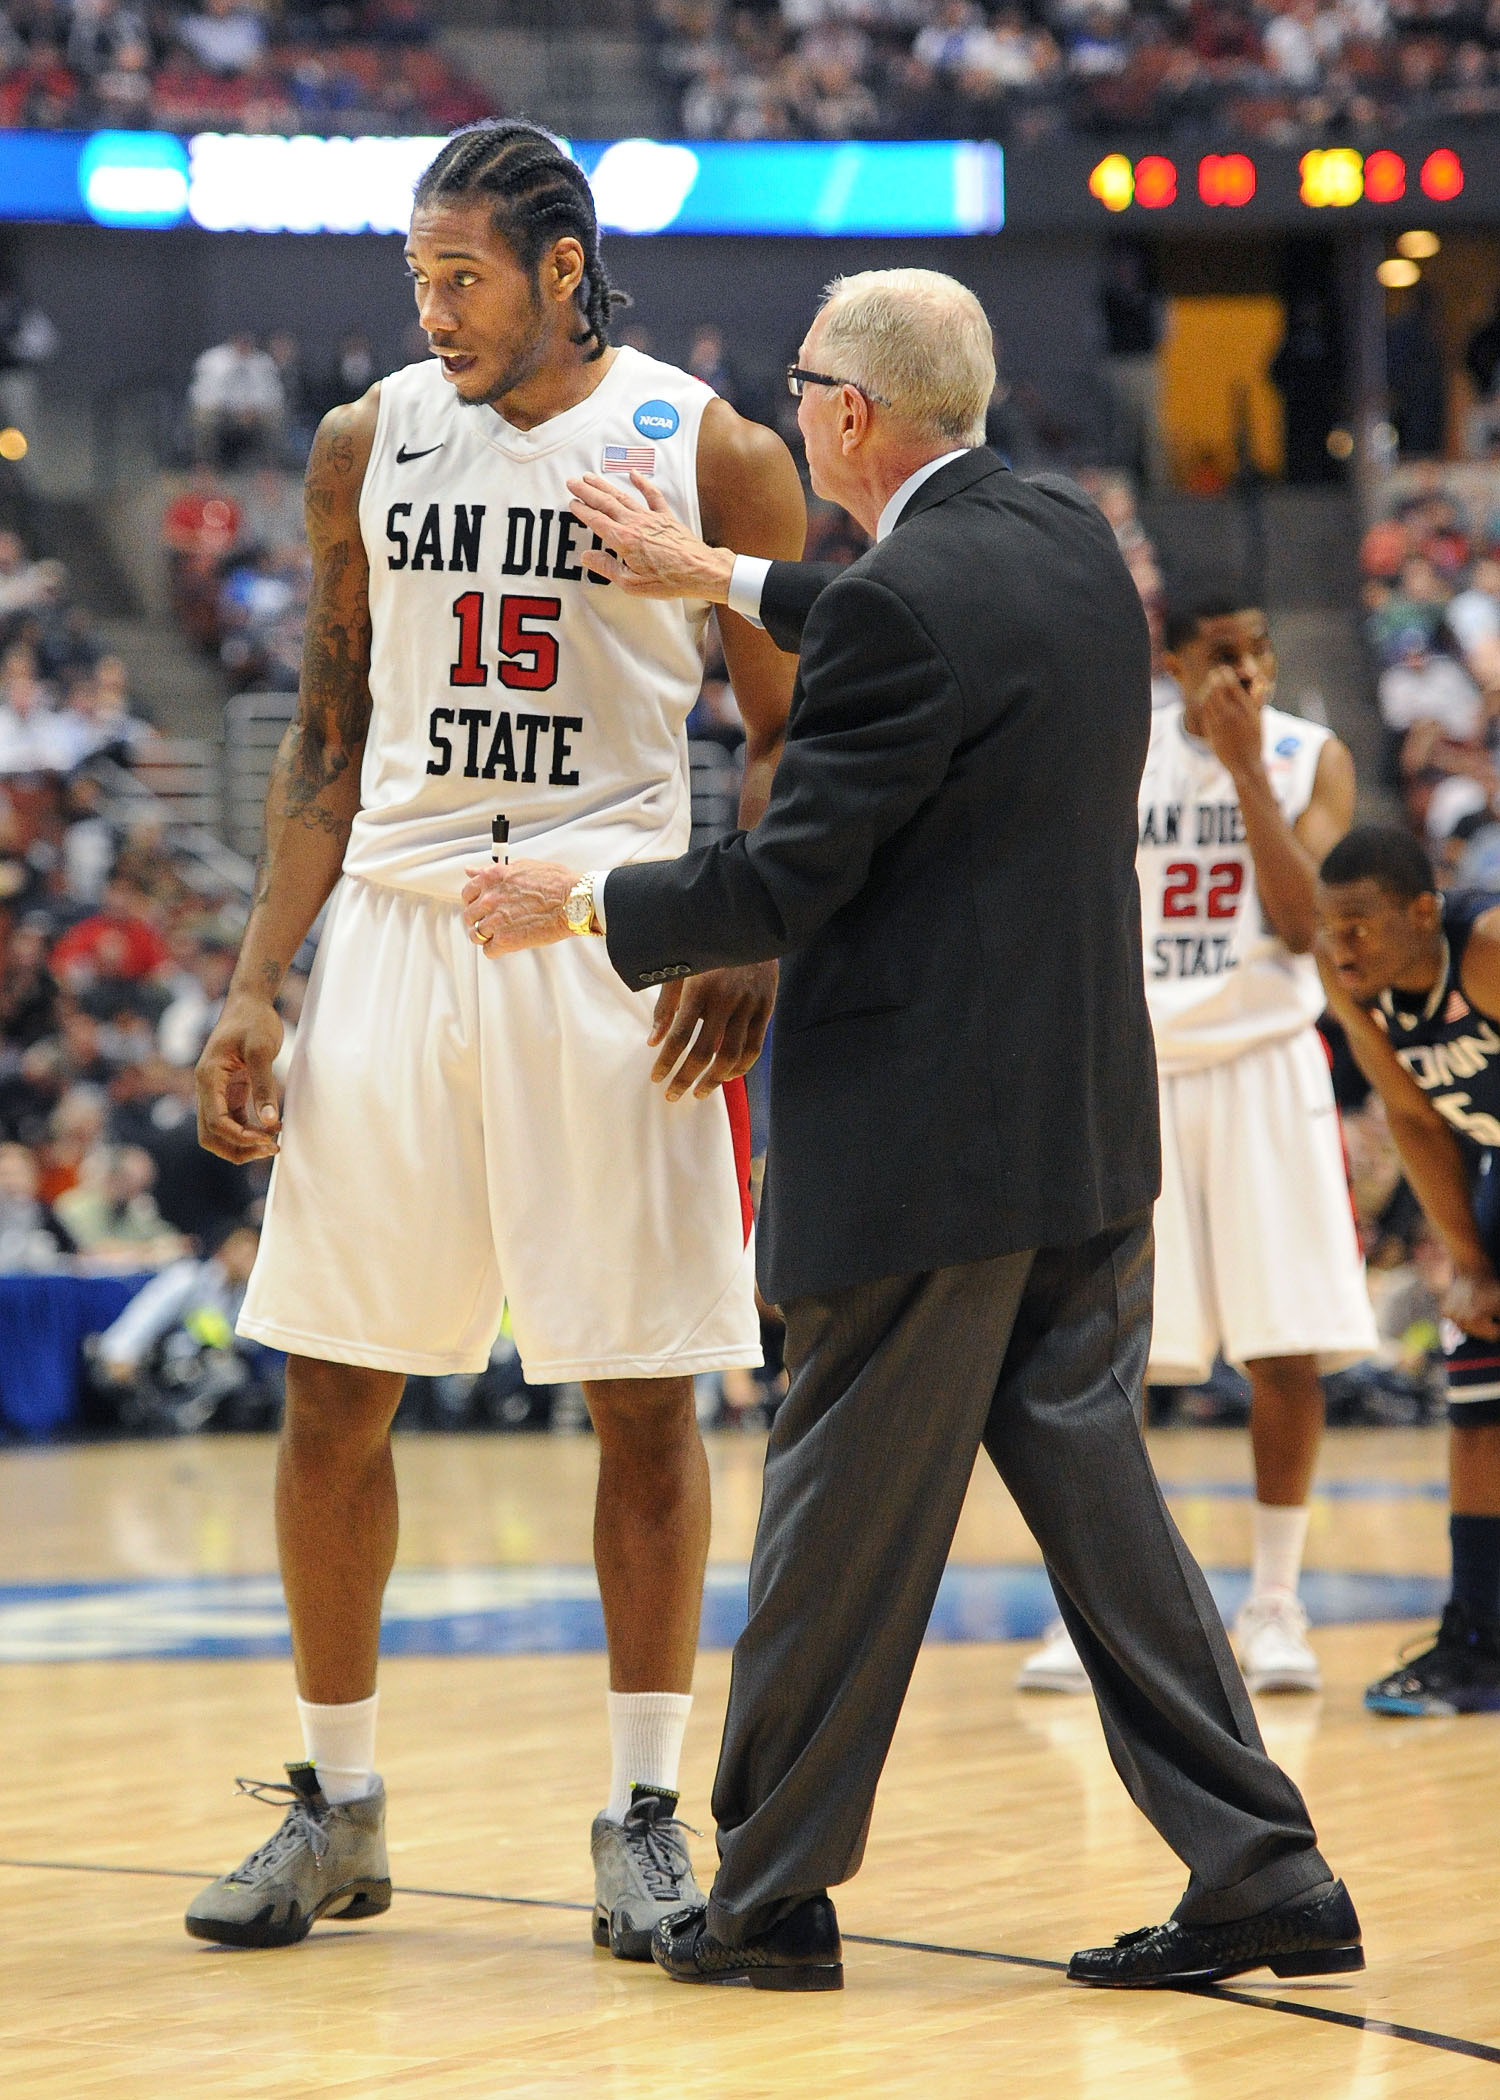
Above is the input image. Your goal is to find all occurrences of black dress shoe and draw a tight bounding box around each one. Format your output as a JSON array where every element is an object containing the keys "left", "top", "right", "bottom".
[
  {"left": 650, "top": 1894, "right": 843, "bottom": 1991},
  {"left": 1068, "top": 1878, "right": 1363, "bottom": 1988}
]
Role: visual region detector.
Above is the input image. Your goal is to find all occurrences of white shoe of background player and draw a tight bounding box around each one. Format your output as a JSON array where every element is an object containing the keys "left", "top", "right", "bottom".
[
  {"left": 1015, "top": 1619, "right": 1089, "bottom": 1693},
  {"left": 1234, "top": 1590, "right": 1322, "bottom": 1694}
]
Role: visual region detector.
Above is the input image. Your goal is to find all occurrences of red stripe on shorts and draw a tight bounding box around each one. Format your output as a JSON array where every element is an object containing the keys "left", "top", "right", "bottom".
[{"left": 723, "top": 1076, "right": 753, "bottom": 1246}]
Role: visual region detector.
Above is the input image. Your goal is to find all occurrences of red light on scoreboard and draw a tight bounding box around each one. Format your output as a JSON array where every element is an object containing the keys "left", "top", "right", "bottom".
[
  {"left": 1363, "top": 149, "right": 1406, "bottom": 204},
  {"left": 1198, "top": 153, "right": 1256, "bottom": 207},
  {"left": 1421, "top": 149, "right": 1464, "bottom": 201},
  {"left": 1134, "top": 155, "right": 1177, "bottom": 208}
]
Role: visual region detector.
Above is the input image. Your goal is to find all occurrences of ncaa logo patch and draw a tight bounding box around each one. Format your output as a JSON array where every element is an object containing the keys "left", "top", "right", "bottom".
[
  {"left": 633, "top": 399, "right": 680, "bottom": 439},
  {"left": 1274, "top": 735, "right": 1301, "bottom": 757}
]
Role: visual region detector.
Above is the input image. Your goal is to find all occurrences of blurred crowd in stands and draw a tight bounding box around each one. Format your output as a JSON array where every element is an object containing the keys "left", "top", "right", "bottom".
[
  {"left": 0, "top": 519, "right": 287, "bottom": 1427},
  {"left": 161, "top": 327, "right": 388, "bottom": 687},
  {"left": 652, "top": 0, "right": 1500, "bottom": 146},
  {"left": 1, "top": 0, "right": 1496, "bottom": 146},
  {"left": 1362, "top": 460, "right": 1500, "bottom": 873},
  {"left": 0, "top": 0, "right": 489, "bottom": 135}
]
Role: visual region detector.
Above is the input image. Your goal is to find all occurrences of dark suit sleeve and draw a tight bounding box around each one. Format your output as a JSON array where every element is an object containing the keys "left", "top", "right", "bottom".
[
  {"left": 604, "top": 573, "right": 962, "bottom": 988},
  {"left": 759, "top": 561, "right": 841, "bottom": 655}
]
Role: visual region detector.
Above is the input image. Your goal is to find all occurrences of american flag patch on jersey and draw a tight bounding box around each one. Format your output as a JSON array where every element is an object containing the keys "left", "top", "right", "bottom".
[{"left": 602, "top": 444, "right": 656, "bottom": 475}]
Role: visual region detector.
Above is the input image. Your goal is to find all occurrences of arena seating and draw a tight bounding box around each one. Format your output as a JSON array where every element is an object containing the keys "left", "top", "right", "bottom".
[
  {"left": 0, "top": 0, "right": 1495, "bottom": 144},
  {"left": 649, "top": 0, "right": 1500, "bottom": 146},
  {"left": 0, "top": 0, "right": 491, "bottom": 137}
]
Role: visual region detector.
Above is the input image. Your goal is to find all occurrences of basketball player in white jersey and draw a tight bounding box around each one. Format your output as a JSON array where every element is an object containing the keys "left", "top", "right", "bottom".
[
  {"left": 185, "top": 121, "right": 806, "bottom": 1954},
  {"left": 1020, "top": 590, "right": 1375, "bottom": 1696}
]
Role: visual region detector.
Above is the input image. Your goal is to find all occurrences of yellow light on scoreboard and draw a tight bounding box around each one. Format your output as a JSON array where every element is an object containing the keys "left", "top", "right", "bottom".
[
  {"left": 1300, "top": 149, "right": 1365, "bottom": 207},
  {"left": 1088, "top": 154, "right": 1135, "bottom": 212},
  {"left": 1397, "top": 230, "right": 1441, "bottom": 259},
  {"left": 0, "top": 428, "right": 27, "bottom": 461},
  {"left": 1376, "top": 257, "right": 1421, "bottom": 288}
]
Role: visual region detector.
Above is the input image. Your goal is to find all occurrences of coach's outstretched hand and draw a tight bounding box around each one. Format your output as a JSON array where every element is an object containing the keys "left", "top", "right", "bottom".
[
  {"left": 566, "top": 472, "right": 735, "bottom": 603},
  {"left": 196, "top": 996, "right": 285, "bottom": 1163},
  {"left": 461, "top": 858, "right": 775, "bottom": 1101}
]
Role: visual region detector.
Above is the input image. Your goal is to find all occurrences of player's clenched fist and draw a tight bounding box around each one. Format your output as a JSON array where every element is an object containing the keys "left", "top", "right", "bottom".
[{"left": 195, "top": 996, "right": 285, "bottom": 1163}]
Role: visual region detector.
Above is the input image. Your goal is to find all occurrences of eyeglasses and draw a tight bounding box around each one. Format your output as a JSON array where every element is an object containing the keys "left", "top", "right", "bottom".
[{"left": 786, "top": 364, "right": 889, "bottom": 406}]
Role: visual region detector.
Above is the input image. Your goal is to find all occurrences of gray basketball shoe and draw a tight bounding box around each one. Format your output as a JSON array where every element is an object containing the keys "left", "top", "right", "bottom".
[
  {"left": 185, "top": 1762, "right": 391, "bottom": 1948},
  {"left": 591, "top": 1784, "right": 704, "bottom": 1961}
]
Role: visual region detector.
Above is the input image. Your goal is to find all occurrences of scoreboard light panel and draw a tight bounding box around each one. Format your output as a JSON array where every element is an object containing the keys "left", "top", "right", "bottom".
[{"left": 1089, "top": 145, "right": 1466, "bottom": 214}]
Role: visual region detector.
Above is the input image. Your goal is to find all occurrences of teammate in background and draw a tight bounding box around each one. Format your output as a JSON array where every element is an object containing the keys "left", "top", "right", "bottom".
[
  {"left": 1318, "top": 827, "right": 1500, "bottom": 1713},
  {"left": 1020, "top": 590, "right": 1374, "bottom": 1696},
  {"left": 188, "top": 122, "right": 805, "bottom": 1953}
]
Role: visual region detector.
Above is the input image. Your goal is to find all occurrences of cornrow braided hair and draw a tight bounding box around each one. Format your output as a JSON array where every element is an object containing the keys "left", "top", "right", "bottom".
[{"left": 413, "top": 121, "right": 628, "bottom": 362}]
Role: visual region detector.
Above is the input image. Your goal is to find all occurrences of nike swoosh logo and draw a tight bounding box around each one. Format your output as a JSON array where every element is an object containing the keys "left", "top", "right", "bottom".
[{"left": 396, "top": 443, "right": 443, "bottom": 464}]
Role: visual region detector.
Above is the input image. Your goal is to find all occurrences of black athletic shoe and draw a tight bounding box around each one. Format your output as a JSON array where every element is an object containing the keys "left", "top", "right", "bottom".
[
  {"left": 1068, "top": 1878, "right": 1363, "bottom": 1988},
  {"left": 650, "top": 1893, "right": 844, "bottom": 1991},
  {"left": 1365, "top": 1598, "right": 1500, "bottom": 1715}
]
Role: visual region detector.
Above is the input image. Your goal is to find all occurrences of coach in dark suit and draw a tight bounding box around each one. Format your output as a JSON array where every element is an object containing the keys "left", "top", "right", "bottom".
[{"left": 462, "top": 269, "right": 1360, "bottom": 1991}]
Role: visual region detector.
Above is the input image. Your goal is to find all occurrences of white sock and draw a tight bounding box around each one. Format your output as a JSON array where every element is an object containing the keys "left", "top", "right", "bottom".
[
  {"left": 297, "top": 1692, "right": 379, "bottom": 1805},
  {"left": 606, "top": 1691, "right": 692, "bottom": 1823},
  {"left": 1251, "top": 1503, "right": 1311, "bottom": 1599}
]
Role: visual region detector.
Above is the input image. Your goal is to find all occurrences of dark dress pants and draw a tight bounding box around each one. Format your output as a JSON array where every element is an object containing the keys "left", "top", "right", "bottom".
[{"left": 706, "top": 1211, "right": 1331, "bottom": 1945}]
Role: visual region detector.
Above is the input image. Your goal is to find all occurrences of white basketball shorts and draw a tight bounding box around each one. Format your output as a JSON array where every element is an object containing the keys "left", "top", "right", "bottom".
[
  {"left": 1149, "top": 1026, "right": 1378, "bottom": 1384},
  {"left": 238, "top": 876, "right": 761, "bottom": 1381}
]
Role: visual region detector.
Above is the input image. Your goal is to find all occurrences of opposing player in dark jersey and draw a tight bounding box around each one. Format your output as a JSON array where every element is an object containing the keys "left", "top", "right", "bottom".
[{"left": 1318, "top": 824, "right": 1500, "bottom": 1713}]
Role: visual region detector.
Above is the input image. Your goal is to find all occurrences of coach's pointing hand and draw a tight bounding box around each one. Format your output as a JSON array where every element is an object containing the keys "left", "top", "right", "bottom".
[{"left": 566, "top": 472, "right": 734, "bottom": 603}]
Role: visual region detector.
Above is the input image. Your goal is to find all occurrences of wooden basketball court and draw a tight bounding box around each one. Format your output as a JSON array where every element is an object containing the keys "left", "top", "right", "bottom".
[{"left": 1, "top": 1423, "right": 1496, "bottom": 2097}]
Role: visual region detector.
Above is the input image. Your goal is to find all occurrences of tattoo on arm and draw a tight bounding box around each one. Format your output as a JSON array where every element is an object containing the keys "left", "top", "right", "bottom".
[{"left": 273, "top": 412, "right": 375, "bottom": 838}]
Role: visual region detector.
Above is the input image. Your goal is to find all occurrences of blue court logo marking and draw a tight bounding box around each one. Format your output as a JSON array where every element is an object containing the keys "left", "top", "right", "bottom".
[
  {"left": 633, "top": 399, "right": 679, "bottom": 439},
  {"left": 0, "top": 1565, "right": 1449, "bottom": 1664}
]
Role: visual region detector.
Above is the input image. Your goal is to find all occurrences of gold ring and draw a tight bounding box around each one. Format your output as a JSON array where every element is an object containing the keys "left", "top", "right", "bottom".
[{"left": 474, "top": 925, "right": 493, "bottom": 946}]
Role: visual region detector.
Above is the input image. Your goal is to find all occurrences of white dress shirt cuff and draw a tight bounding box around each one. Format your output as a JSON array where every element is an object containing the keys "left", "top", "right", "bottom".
[
  {"left": 589, "top": 870, "right": 609, "bottom": 934},
  {"left": 726, "top": 554, "right": 772, "bottom": 629}
]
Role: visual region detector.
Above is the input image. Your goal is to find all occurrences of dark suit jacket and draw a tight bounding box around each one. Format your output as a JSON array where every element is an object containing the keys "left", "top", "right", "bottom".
[{"left": 605, "top": 450, "right": 1160, "bottom": 1302}]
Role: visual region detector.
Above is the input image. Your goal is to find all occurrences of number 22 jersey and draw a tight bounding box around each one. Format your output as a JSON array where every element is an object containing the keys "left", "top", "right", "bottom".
[
  {"left": 343, "top": 345, "right": 716, "bottom": 901},
  {"left": 1137, "top": 699, "right": 1330, "bottom": 1072}
]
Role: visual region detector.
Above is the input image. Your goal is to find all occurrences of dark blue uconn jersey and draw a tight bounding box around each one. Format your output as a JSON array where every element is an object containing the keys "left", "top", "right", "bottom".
[
  {"left": 1381, "top": 890, "right": 1500, "bottom": 1158},
  {"left": 1381, "top": 890, "right": 1500, "bottom": 1403}
]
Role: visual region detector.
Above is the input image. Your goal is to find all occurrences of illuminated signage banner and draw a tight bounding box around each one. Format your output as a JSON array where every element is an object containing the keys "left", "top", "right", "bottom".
[
  {"left": 0, "top": 130, "right": 1004, "bottom": 237},
  {"left": 0, "top": 127, "right": 1493, "bottom": 236}
]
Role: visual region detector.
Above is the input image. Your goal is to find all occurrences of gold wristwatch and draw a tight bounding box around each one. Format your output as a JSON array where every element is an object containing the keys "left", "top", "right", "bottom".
[{"left": 565, "top": 874, "right": 603, "bottom": 936}]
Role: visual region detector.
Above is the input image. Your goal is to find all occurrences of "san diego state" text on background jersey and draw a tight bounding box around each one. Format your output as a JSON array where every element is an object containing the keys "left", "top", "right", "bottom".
[
  {"left": 344, "top": 346, "right": 716, "bottom": 900},
  {"left": 1137, "top": 700, "right": 1330, "bottom": 1072}
]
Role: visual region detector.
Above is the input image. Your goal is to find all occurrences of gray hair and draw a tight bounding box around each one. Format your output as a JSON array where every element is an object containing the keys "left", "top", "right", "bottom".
[{"left": 814, "top": 269, "right": 995, "bottom": 449}]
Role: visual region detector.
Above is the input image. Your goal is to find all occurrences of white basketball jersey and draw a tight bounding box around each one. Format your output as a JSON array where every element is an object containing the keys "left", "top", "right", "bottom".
[
  {"left": 344, "top": 347, "right": 716, "bottom": 900},
  {"left": 1138, "top": 701, "right": 1331, "bottom": 1072}
]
